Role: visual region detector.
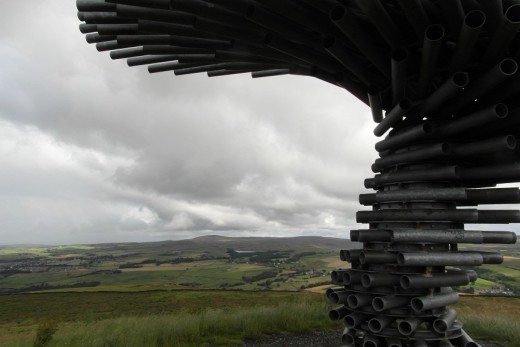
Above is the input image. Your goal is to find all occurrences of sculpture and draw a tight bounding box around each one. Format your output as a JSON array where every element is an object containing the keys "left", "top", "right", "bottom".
[{"left": 77, "top": 1, "right": 519, "bottom": 346}]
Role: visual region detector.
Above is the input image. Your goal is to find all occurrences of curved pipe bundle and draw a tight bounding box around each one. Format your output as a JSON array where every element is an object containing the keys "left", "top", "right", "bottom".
[{"left": 77, "top": 1, "right": 519, "bottom": 346}]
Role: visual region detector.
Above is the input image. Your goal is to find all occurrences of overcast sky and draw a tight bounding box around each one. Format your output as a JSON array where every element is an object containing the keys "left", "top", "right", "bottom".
[{"left": 7, "top": 1, "right": 512, "bottom": 245}]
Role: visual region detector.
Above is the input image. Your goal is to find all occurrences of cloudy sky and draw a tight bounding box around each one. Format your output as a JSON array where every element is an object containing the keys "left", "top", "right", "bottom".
[{"left": 0, "top": 1, "right": 386, "bottom": 245}]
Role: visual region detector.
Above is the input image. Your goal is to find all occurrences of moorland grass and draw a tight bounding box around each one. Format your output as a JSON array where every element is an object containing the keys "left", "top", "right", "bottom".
[
  {"left": 1, "top": 292, "right": 519, "bottom": 347},
  {"left": 41, "top": 299, "right": 337, "bottom": 347}
]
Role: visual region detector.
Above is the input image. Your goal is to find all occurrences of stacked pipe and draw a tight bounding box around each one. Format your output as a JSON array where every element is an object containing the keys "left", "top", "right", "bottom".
[{"left": 77, "top": 1, "right": 519, "bottom": 346}]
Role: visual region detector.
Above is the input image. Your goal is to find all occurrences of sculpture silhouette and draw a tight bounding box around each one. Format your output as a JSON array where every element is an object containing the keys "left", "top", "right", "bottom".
[{"left": 77, "top": 1, "right": 519, "bottom": 346}]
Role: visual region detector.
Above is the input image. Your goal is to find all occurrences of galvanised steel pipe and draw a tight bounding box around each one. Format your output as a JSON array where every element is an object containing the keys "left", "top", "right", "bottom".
[
  {"left": 411, "top": 291, "right": 459, "bottom": 312},
  {"left": 344, "top": 312, "right": 371, "bottom": 329},
  {"left": 329, "top": 306, "right": 350, "bottom": 321},
  {"left": 375, "top": 121, "right": 434, "bottom": 152},
  {"left": 347, "top": 293, "right": 374, "bottom": 309},
  {"left": 372, "top": 295, "right": 410, "bottom": 311},
  {"left": 450, "top": 10, "right": 486, "bottom": 72},
  {"left": 433, "top": 308, "right": 458, "bottom": 333},
  {"left": 418, "top": 24, "right": 445, "bottom": 97},
  {"left": 361, "top": 273, "right": 400, "bottom": 288},
  {"left": 400, "top": 272, "right": 472, "bottom": 289},
  {"left": 368, "top": 315, "right": 394, "bottom": 333},
  {"left": 398, "top": 317, "right": 422, "bottom": 336}
]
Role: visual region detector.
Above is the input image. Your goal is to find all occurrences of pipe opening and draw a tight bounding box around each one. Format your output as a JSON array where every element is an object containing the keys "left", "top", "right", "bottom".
[
  {"left": 465, "top": 10, "right": 486, "bottom": 29},
  {"left": 359, "top": 252, "right": 367, "bottom": 264},
  {"left": 368, "top": 318, "right": 383, "bottom": 333},
  {"left": 331, "top": 270, "right": 341, "bottom": 283},
  {"left": 398, "top": 321, "right": 413, "bottom": 335},
  {"left": 433, "top": 319, "right": 448, "bottom": 333},
  {"left": 422, "top": 122, "right": 434, "bottom": 134},
  {"left": 329, "top": 310, "right": 341, "bottom": 321},
  {"left": 506, "top": 4, "right": 520, "bottom": 24},
  {"left": 400, "top": 276, "right": 411, "bottom": 289},
  {"left": 330, "top": 6, "right": 345, "bottom": 21},
  {"left": 453, "top": 72, "right": 469, "bottom": 87},
  {"left": 426, "top": 24, "right": 445, "bottom": 41},
  {"left": 411, "top": 298, "right": 424, "bottom": 312},
  {"left": 499, "top": 59, "right": 518, "bottom": 75},
  {"left": 343, "top": 272, "right": 352, "bottom": 285},
  {"left": 364, "top": 340, "right": 378, "bottom": 347},
  {"left": 372, "top": 297, "right": 384, "bottom": 311},
  {"left": 506, "top": 135, "right": 517, "bottom": 149},
  {"left": 330, "top": 293, "right": 340, "bottom": 304},
  {"left": 397, "top": 253, "right": 405, "bottom": 265},
  {"left": 441, "top": 143, "right": 453, "bottom": 154},
  {"left": 347, "top": 295, "right": 359, "bottom": 308},
  {"left": 342, "top": 332, "right": 355, "bottom": 345},
  {"left": 344, "top": 315, "right": 356, "bottom": 328},
  {"left": 495, "top": 103, "right": 509, "bottom": 118},
  {"left": 361, "top": 274, "right": 371, "bottom": 287}
]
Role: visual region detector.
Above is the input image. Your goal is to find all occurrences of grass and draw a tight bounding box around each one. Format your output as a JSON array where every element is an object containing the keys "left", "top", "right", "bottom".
[{"left": 1, "top": 293, "right": 519, "bottom": 347}]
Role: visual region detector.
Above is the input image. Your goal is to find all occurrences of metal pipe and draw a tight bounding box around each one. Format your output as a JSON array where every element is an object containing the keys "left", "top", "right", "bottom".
[
  {"left": 397, "top": 251, "right": 503, "bottom": 266},
  {"left": 374, "top": 143, "right": 452, "bottom": 169},
  {"left": 329, "top": 306, "right": 350, "bottom": 321},
  {"left": 340, "top": 249, "right": 362, "bottom": 263},
  {"left": 450, "top": 11, "right": 486, "bottom": 72},
  {"left": 387, "top": 338, "right": 402, "bottom": 347},
  {"left": 115, "top": 4, "right": 195, "bottom": 25},
  {"left": 400, "top": 272, "right": 471, "bottom": 289},
  {"left": 77, "top": 0, "right": 117, "bottom": 11},
  {"left": 373, "top": 99, "right": 412, "bottom": 137},
  {"left": 330, "top": 290, "right": 350, "bottom": 305},
  {"left": 331, "top": 269, "right": 349, "bottom": 284},
  {"left": 460, "top": 162, "right": 520, "bottom": 184},
  {"left": 418, "top": 24, "right": 445, "bottom": 97},
  {"left": 356, "top": 0, "right": 405, "bottom": 49},
  {"left": 341, "top": 328, "right": 356, "bottom": 346},
  {"left": 347, "top": 293, "right": 374, "bottom": 309},
  {"left": 363, "top": 334, "right": 381, "bottom": 347},
  {"left": 326, "top": 286, "right": 344, "bottom": 300},
  {"left": 371, "top": 166, "right": 460, "bottom": 186},
  {"left": 457, "top": 329, "right": 481, "bottom": 347},
  {"left": 391, "top": 48, "right": 408, "bottom": 105},
  {"left": 368, "top": 85, "right": 383, "bottom": 123},
  {"left": 411, "top": 291, "right": 459, "bottom": 312},
  {"left": 398, "top": 317, "right": 422, "bottom": 336},
  {"left": 375, "top": 122, "right": 434, "bottom": 152},
  {"left": 343, "top": 270, "right": 363, "bottom": 285},
  {"left": 372, "top": 295, "right": 410, "bottom": 311},
  {"left": 330, "top": 5, "right": 390, "bottom": 77},
  {"left": 361, "top": 273, "right": 400, "bottom": 288},
  {"left": 444, "top": 59, "right": 518, "bottom": 115},
  {"left": 483, "top": 5, "right": 520, "bottom": 66},
  {"left": 418, "top": 71, "right": 469, "bottom": 119},
  {"left": 359, "top": 251, "right": 398, "bottom": 265},
  {"left": 396, "top": 0, "right": 429, "bottom": 39},
  {"left": 323, "top": 36, "right": 380, "bottom": 86},
  {"left": 438, "top": 0, "right": 464, "bottom": 36},
  {"left": 452, "top": 135, "right": 516, "bottom": 158},
  {"left": 433, "top": 308, "right": 458, "bottom": 333},
  {"left": 436, "top": 103, "right": 508, "bottom": 138},
  {"left": 344, "top": 312, "right": 371, "bottom": 329},
  {"left": 368, "top": 315, "right": 394, "bottom": 333},
  {"left": 251, "top": 69, "right": 290, "bottom": 78},
  {"left": 86, "top": 33, "right": 116, "bottom": 43}
]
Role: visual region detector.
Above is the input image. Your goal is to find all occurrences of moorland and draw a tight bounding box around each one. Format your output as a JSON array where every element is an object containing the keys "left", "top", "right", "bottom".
[{"left": 1, "top": 235, "right": 519, "bottom": 346}]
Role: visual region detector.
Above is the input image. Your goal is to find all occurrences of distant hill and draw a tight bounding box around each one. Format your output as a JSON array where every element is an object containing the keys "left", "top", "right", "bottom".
[{"left": 88, "top": 235, "right": 359, "bottom": 254}]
